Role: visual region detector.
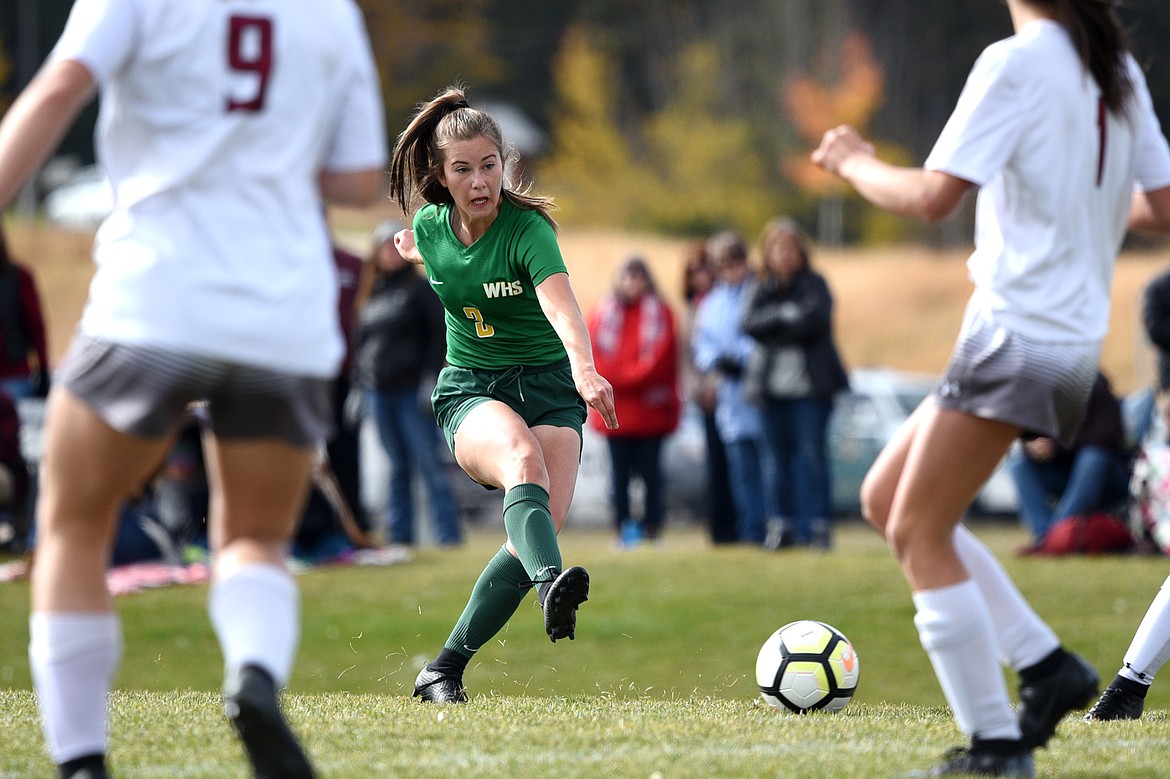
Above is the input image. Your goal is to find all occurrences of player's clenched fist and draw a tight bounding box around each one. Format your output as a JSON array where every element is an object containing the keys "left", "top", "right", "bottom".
[{"left": 811, "top": 124, "right": 875, "bottom": 178}]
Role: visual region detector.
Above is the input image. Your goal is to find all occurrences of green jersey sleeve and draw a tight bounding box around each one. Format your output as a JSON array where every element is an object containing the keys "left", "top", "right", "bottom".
[{"left": 512, "top": 205, "right": 567, "bottom": 286}]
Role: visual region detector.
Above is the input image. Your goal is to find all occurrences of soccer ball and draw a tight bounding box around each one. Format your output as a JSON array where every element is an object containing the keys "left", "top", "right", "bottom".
[{"left": 755, "top": 620, "right": 859, "bottom": 713}]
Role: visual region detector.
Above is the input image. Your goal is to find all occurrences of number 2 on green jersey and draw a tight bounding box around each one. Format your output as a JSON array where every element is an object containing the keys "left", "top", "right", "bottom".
[{"left": 463, "top": 307, "right": 495, "bottom": 338}]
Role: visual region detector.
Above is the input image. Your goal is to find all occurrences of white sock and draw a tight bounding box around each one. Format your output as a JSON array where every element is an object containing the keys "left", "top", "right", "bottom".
[
  {"left": 1119, "top": 574, "right": 1170, "bottom": 685},
  {"left": 29, "top": 612, "right": 122, "bottom": 764},
  {"left": 954, "top": 525, "right": 1059, "bottom": 670},
  {"left": 913, "top": 580, "right": 1021, "bottom": 740},
  {"left": 209, "top": 564, "right": 300, "bottom": 687}
]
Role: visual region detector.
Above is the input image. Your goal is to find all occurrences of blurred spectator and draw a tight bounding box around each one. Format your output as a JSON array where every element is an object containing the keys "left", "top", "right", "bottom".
[
  {"left": 682, "top": 239, "right": 738, "bottom": 544},
  {"left": 0, "top": 388, "right": 28, "bottom": 550},
  {"left": 152, "top": 413, "right": 209, "bottom": 553},
  {"left": 0, "top": 223, "right": 50, "bottom": 400},
  {"left": 26, "top": 491, "right": 183, "bottom": 568},
  {"left": 21, "top": 407, "right": 208, "bottom": 564},
  {"left": 331, "top": 241, "right": 367, "bottom": 528},
  {"left": 683, "top": 240, "right": 717, "bottom": 306},
  {"left": 355, "top": 220, "right": 461, "bottom": 547},
  {"left": 742, "top": 218, "right": 849, "bottom": 550},
  {"left": 692, "top": 231, "right": 770, "bottom": 545},
  {"left": 293, "top": 241, "right": 369, "bottom": 560},
  {"left": 1119, "top": 266, "right": 1170, "bottom": 554},
  {"left": 588, "top": 256, "right": 681, "bottom": 547},
  {"left": 1144, "top": 265, "right": 1170, "bottom": 396},
  {"left": 25, "top": 431, "right": 199, "bottom": 567},
  {"left": 108, "top": 480, "right": 182, "bottom": 566},
  {"left": 1141, "top": 265, "right": 1170, "bottom": 447},
  {"left": 1009, "top": 371, "right": 1131, "bottom": 549}
]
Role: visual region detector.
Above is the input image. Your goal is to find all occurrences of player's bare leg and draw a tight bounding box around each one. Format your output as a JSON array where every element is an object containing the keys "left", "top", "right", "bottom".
[{"left": 205, "top": 436, "right": 317, "bottom": 778}]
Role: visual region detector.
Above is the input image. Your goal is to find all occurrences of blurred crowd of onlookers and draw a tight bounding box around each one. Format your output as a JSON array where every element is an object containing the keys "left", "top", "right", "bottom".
[
  {"left": 11, "top": 216, "right": 1170, "bottom": 563},
  {"left": 594, "top": 219, "right": 850, "bottom": 551},
  {"left": 588, "top": 224, "right": 1170, "bottom": 558},
  {"left": 997, "top": 258, "right": 1170, "bottom": 558}
]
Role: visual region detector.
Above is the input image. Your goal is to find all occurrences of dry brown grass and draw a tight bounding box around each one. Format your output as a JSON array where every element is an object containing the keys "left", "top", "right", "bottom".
[{"left": 8, "top": 213, "right": 1166, "bottom": 395}]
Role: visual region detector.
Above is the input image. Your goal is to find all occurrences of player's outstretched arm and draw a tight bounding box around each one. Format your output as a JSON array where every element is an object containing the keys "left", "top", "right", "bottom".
[
  {"left": 536, "top": 273, "right": 618, "bottom": 430},
  {"left": 319, "top": 169, "right": 384, "bottom": 208},
  {"left": 0, "top": 59, "right": 95, "bottom": 210},
  {"left": 812, "top": 124, "right": 973, "bottom": 224},
  {"left": 1130, "top": 185, "right": 1170, "bottom": 233}
]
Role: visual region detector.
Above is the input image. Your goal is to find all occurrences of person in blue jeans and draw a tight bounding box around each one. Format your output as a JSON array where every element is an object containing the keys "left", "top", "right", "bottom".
[
  {"left": 741, "top": 218, "right": 849, "bottom": 550},
  {"left": 355, "top": 221, "right": 462, "bottom": 546},
  {"left": 692, "top": 231, "right": 771, "bottom": 545},
  {"left": 1009, "top": 371, "right": 1132, "bottom": 548}
]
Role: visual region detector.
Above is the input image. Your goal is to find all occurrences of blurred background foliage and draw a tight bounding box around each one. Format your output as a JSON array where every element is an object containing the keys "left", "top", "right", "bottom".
[{"left": 3, "top": 0, "right": 1170, "bottom": 245}]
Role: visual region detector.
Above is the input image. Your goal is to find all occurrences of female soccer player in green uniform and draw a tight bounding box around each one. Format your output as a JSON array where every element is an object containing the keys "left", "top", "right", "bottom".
[{"left": 388, "top": 85, "right": 618, "bottom": 703}]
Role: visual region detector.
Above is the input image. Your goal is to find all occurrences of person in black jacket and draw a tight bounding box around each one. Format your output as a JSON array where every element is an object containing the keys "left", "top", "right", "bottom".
[
  {"left": 741, "top": 217, "right": 849, "bottom": 549},
  {"left": 355, "top": 221, "right": 462, "bottom": 546}
]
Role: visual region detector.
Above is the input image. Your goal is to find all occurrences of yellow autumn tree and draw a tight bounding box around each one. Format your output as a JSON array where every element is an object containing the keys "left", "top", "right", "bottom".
[
  {"left": 359, "top": 0, "right": 504, "bottom": 132},
  {"left": 542, "top": 31, "right": 782, "bottom": 234},
  {"left": 538, "top": 25, "right": 641, "bottom": 226},
  {"left": 640, "top": 43, "right": 781, "bottom": 236}
]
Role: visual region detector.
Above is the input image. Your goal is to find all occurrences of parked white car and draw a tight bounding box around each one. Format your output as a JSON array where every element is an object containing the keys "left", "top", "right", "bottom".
[
  {"left": 569, "top": 366, "right": 1018, "bottom": 528},
  {"left": 830, "top": 367, "right": 1017, "bottom": 516}
]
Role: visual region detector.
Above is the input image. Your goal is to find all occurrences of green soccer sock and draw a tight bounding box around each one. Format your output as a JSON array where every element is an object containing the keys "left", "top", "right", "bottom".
[
  {"left": 502, "top": 483, "right": 563, "bottom": 583},
  {"left": 443, "top": 546, "right": 531, "bottom": 657}
]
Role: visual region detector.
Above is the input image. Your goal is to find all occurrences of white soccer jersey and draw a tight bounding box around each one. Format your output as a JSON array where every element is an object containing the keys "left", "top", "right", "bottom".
[
  {"left": 49, "top": 0, "right": 387, "bottom": 376},
  {"left": 925, "top": 20, "right": 1170, "bottom": 343}
]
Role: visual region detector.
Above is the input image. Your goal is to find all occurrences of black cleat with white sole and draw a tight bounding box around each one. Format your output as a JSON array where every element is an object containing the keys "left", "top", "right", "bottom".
[
  {"left": 912, "top": 743, "right": 1034, "bottom": 777},
  {"left": 412, "top": 665, "right": 469, "bottom": 703},
  {"left": 539, "top": 565, "right": 590, "bottom": 642},
  {"left": 1017, "top": 650, "right": 1098, "bottom": 749},
  {"left": 1084, "top": 675, "right": 1146, "bottom": 721},
  {"left": 223, "top": 664, "right": 316, "bottom": 779}
]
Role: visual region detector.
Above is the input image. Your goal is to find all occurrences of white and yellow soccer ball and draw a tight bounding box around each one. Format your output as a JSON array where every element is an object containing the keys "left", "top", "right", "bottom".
[{"left": 755, "top": 620, "right": 859, "bottom": 713}]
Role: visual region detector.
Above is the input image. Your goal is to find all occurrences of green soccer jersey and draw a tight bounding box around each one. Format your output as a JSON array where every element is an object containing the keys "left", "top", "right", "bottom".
[{"left": 413, "top": 198, "right": 569, "bottom": 370}]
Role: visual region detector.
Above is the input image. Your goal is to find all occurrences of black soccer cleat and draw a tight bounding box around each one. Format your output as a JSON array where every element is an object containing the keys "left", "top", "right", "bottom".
[
  {"left": 1084, "top": 677, "right": 1146, "bottom": 721},
  {"left": 412, "top": 665, "right": 469, "bottom": 703},
  {"left": 1017, "top": 650, "right": 1098, "bottom": 749},
  {"left": 62, "top": 770, "right": 109, "bottom": 779},
  {"left": 223, "top": 664, "right": 316, "bottom": 779},
  {"left": 58, "top": 755, "right": 109, "bottom": 779},
  {"left": 540, "top": 566, "right": 590, "bottom": 642},
  {"left": 60, "top": 768, "right": 109, "bottom": 779},
  {"left": 915, "top": 744, "right": 1034, "bottom": 777}
]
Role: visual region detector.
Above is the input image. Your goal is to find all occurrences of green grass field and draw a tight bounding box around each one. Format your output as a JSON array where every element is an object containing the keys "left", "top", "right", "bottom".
[{"left": 3, "top": 520, "right": 1170, "bottom": 777}]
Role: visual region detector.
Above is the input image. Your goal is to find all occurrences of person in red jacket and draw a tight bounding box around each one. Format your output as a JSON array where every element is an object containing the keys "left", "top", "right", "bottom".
[{"left": 588, "top": 256, "right": 681, "bottom": 546}]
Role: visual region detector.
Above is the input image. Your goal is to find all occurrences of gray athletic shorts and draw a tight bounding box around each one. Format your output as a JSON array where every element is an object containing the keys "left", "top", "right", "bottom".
[
  {"left": 931, "top": 313, "right": 1098, "bottom": 446},
  {"left": 56, "top": 334, "right": 333, "bottom": 446}
]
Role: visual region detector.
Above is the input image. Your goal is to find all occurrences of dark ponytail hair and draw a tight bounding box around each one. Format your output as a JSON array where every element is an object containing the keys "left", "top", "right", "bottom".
[
  {"left": 1041, "top": 0, "right": 1134, "bottom": 114},
  {"left": 388, "top": 84, "right": 558, "bottom": 230}
]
